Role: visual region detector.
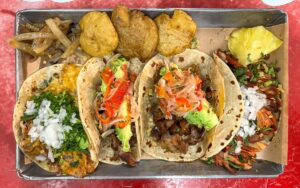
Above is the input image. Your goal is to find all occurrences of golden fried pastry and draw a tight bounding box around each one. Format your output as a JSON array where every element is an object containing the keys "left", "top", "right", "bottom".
[
  {"left": 155, "top": 10, "right": 197, "bottom": 56},
  {"left": 112, "top": 5, "right": 158, "bottom": 60},
  {"left": 79, "top": 12, "right": 119, "bottom": 57}
]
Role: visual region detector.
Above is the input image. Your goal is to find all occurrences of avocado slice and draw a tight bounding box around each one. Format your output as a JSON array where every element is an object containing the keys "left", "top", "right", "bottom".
[
  {"left": 115, "top": 124, "right": 132, "bottom": 153},
  {"left": 184, "top": 100, "right": 219, "bottom": 131},
  {"left": 110, "top": 57, "right": 129, "bottom": 79},
  {"left": 115, "top": 99, "right": 132, "bottom": 152},
  {"left": 100, "top": 57, "right": 128, "bottom": 94},
  {"left": 100, "top": 57, "right": 133, "bottom": 152}
]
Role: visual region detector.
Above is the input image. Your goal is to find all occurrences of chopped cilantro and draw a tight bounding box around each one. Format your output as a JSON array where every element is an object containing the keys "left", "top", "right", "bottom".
[
  {"left": 243, "top": 137, "right": 249, "bottom": 146},
  {"left": 79, "top": 138, "right": 89, "bottom": 150},
  {"left": 24, "top": 91, "right": 90, "bottom": 155},
  {"left": 228, "top": 161, "right": 242, "bottom": 169},
  {"left": 228, "top": 139, "right": 237, "bottom": 153},
  {"left": 206, "top": 157, "right": 215, "bottom": 165},
  {"left": 261, "top": 127, "right": 273, "bottom": 132},
  {"left": 111, "top": 57, "right": 127, "bottom": 73},
  {"left": 70, "top": 161, "right": 79, "bottom": 168},
  {"left": 160, "top": 67, "right": 167, "bottom": 76},
  {"left": 247, "top": 53, "right": 252, "bottom": 63},
  {"left": 264, "top": 80, "right": 273, "bottom": 87},
  {"left": 238, "top": 155, "right": 245, "bottom": 163},
  {"left": 21, "top": 113, "right": 37, "bottom": 121},
  {"left": 233, "top": 67, "right": 247, "bottom": 77}
]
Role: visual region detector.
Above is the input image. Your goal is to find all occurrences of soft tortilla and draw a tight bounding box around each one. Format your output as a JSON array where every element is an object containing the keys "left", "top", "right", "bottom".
[
  {"left": 13, "top": 64, "right": 99, "bottom": 173},
  {"left": 77, "top": 56, "right": 142, "bottom": 165},
  {"left": 201, "top": 53, "right": 245, "bottom": 159},
  {"left": 138, "top": 49, "right": 227, "bottom": 161}
]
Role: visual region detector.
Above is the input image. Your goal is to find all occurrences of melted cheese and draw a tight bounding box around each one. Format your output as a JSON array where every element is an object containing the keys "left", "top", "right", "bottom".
[{"left": 46, "top": 64, "right": 81, "bottom": 94}]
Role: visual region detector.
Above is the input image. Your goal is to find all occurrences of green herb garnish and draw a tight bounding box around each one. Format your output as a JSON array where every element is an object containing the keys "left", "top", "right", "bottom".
[
  {"left": 264, "top": 80, "right": 273, "bottom": 87},
  {"left": 261, "top": 127, "right": 273, "bottom": 132},
  {"left": 228, "top": 161, "right": 242, "bottom": 169},
  {"left": 243, "top": 137, "right": 249, "bottom": 146},
  {"left": 21, "top": 113, "right": 37, "bottom": 121},
  {"left": 24, "top": 91, "right": 90, "bottom": 155},
  {"left": 70, "top": 161, "right": 79, "bottom": 168},
  {"left": 206, "top": 157, "right": 215, "bottom": 165},
  {"left": 160, "top": 67, "right": 167, "bottom": 76}
]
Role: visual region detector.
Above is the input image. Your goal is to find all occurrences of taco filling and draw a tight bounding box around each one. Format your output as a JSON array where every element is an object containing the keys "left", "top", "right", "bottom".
[
  {"left": 95, "top": 57, "right": 138, "bottom": 166},
  {"left": 212, "top": 50, "right": 282, "bottom": 174},
  {"left": 150, "top": 63, "right": 219, "bottom": 154},
  {"left": 19, "top": 65, "right": 96, "bottom": 177}
]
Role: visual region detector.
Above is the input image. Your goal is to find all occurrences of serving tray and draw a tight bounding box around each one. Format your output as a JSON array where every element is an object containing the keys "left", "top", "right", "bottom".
[{"left": 15, "top": 8, "right": 287, "bottom": 180}]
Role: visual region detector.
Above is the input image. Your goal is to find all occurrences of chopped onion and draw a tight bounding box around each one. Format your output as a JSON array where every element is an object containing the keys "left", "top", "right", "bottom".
[
  {"left": 45, "top": 18, "right": 71, "bottom": 47},
  {"left": 102, "top": 118, "right": 124, "bottom": 126},
  {"left": 61, "top": 38, "right": 80, "bottom": 58},
  {"left": 35, "top": 155, "right": 47, "bottom": 161},
  {"left": 32, "top": 25, "right": 55, "bottom": 54},
  {"left": 101, "top": 129, "right": 115, "bottom": 138},
  {"left": 8, "top": 38, "right": 37, "bottom": 56}
]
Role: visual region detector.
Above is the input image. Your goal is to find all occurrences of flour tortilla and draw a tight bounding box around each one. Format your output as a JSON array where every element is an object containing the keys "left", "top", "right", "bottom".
[
  {"left": 200, "top": 53, "right": 245, "bottom": 159},
  {"left": 77, "top": 56, "right": 142, "bottom": 165},
  {"left": 13, "top": 64, "right": 99, "bottom": 173},
  {"left": 212, "top": 52, "right": 277, "bottom": 158},
  {"left": 138, "top": 49, "right": 229, "bottom": 161}
]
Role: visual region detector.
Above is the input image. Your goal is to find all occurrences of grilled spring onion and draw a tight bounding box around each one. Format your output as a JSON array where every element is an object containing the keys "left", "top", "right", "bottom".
[
  {"left": 14, "top": 32, "right": 55, "bottom": 41},
  {"left": 45, "top": 18, "right": 72, "bottom": 47},
  {"left": 8, "top": 38, "right": 37, "bottom": 57},
  {"left": 61, "top": 38, "right": 80, "bottom": 58}
]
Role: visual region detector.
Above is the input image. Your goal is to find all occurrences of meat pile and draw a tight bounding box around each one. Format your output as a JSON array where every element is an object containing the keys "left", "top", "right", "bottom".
[{"left": 151, "top": 105, "right": 205, "bottom": 154}]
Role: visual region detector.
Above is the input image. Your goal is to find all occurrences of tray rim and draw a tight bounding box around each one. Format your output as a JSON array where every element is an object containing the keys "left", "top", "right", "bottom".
[{"left": 14, "top": 7, "right": 287, "bottom": 180}]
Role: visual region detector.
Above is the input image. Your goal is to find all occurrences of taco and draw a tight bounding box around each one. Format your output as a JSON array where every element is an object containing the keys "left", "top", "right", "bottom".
[
  {"left": 13, "top": 64, "right": 99, "bottom": 177},
  {"left": 77, "top": 55, "right": 143, "bottom": 166},
  {"left": 207, "top": 26, "right": 283, "bottom": 174},
  {"left": 137, "top": 49, "right": 244, "bottom": 161},
  {"left": 211, "top": 49, "right": 282, "bottom": 173}
]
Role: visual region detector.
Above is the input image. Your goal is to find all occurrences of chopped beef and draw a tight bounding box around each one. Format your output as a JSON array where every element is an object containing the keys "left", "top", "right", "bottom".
[
  {"left": 215, "top": 152, "right": 237, "bottom": 174},
  {"left": 165, "top": 120, "right": 176, "bottom": 129},
  {"left": 109, "top": 129, "right": 137, "bottom": 166},
  {"left": 156, "top": 120, "right": 169, "bottom": 134},
  {"left": 188, "top": 126, "right": 204, "bottom": 145},
  {"left": 129, "top": 124, "right": 137, "bottom": 146},
  {"left": 152, "top": 104, "right": 164, "bottom": 122},
  {"left": 248, "top": 133, "right": 264, "bottom": 143},
  {"left": 119, "top": 152, "right": 137, "bottom": 167},
  {"left": 151, "top": 127, "right": 161, "bottom": 141},
  {"left": 179, "top": 120, "right": 191, "bottom": 135},
  {"left": 151, "top": 109, "right": 206, "bottom": 154},
  {"left": 160, "top": 133, "right": 188, "bottom": 154},
  {"left": 111, "top": 134, "right": 121, "bottom": 151}
]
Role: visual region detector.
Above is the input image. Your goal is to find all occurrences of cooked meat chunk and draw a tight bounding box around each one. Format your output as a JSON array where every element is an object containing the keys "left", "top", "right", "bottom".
[
  {"left": 179, "top": 119, "right": 191, "bottom": 135},
  {"left": 119, "top": 152, "right": 137, "bottom": 167},
  {"left": 111, "top": 134, "right": 121, "bottom": 151},
  {"left": 161, "top": 133, "right": 188, "bottom": 154},
  {"left": 188, "top": 126, "right": 204, "bottom": 145},
  {"left": 129, "top": 124, "right": 137, "bottom": 146},
  {"left": 151, "top": 127, "right": 161, "bottom": 141},
  {"left": 169, "top": 124, "right": 180, "bottom": 135},
  {"left": 156, "top": 120, "right": 169, "bottom": 134},
  {"left": 152, "top": 104, "right": 164, "bottom": 122}
]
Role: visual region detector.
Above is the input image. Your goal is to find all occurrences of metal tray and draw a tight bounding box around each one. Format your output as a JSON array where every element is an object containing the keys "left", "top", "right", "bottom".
[{"left": 15, "top": 8, "right": 287, "bottom": 180}]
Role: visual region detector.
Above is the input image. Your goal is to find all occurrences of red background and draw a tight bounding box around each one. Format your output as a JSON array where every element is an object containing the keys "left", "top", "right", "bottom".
[{"left": 0, "top": 0, "right": 299, "bottom": 187}]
